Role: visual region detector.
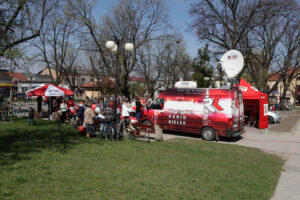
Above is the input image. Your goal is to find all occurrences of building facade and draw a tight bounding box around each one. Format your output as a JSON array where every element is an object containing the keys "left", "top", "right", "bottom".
[{"left": 267, "top": 68, "right": 300, "bottom": 106}]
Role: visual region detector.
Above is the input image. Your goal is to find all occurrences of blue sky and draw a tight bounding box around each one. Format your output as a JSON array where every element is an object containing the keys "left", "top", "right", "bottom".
[{"left": 93, "top": 0, "right": 201, "bottom": 58}]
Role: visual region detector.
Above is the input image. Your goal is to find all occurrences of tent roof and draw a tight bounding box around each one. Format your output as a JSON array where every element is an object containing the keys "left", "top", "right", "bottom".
[
  {"left": 235, "top": 79, "right": 268, "bottom": 100},
  {"left": 26, "top": 84, "right": 74, "bottom": 96}
]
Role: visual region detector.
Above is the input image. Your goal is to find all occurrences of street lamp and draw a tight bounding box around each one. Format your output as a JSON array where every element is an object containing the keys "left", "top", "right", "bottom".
[{"left": 105, "top": 37, "right": 134, "bottom": 138}]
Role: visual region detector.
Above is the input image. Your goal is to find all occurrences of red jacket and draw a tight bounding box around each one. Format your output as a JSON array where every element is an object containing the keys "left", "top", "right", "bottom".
[{"left": 67, "top": 100, "right": 75, "bottom": 109}]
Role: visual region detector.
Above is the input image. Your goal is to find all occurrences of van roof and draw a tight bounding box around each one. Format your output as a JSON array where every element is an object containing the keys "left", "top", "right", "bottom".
[{"left": 159, "top": 88, "right": 240, "bottom": 96}]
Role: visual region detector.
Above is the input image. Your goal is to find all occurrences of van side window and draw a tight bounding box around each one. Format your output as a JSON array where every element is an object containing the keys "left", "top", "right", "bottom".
[{"left": 151, "top": 98, "right": 164, "bottom": 110}]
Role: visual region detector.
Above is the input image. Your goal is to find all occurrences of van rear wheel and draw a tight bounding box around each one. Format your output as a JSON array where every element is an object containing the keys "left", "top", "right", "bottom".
[{"left": 201, "top": 127, "right": 216, "bottom": 141}]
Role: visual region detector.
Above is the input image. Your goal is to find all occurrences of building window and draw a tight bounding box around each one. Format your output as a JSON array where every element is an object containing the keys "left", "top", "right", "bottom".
[{"left": 81, "top": 78, "right": 86, "bottom": 85}]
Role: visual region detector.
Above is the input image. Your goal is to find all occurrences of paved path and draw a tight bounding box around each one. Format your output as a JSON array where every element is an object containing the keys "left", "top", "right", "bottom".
[
  {"left": 163, "top": 110, "right": 300, "bottom": 200},
  {"left": 269, "top": 115, "right": 300, "bottom": 132}
]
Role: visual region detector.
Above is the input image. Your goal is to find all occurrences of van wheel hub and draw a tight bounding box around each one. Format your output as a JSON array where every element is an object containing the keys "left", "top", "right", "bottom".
[{"left": 201, "top": 127, "right": 216, "bottom": 141}]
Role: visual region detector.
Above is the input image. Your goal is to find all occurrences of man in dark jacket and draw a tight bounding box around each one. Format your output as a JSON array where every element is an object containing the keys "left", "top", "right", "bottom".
[
  {"left": 37, "top": 96, "right": 42, "bottom": 113},
  {"left": 135, "top": 98, "right": 142, "bottom": 121},
  {"left": 77, "top": 101, "right": 85, "bottom": 124}
]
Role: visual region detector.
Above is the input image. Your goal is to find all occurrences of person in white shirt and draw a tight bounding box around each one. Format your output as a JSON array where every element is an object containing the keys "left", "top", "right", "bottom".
[
  {"left": 131, "top": 98, "right": 136, "bottom": 107},
  {"left": 60, "top": 99, "right": 68, "bottom": 125},
  {"left": 122, "top": 101, "right": 130, "bottom": 119}
]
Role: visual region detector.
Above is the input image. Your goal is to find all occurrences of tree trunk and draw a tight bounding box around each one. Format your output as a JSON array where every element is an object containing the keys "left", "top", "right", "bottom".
[{"left": 280, "top": 87, "right": 288, "bottom": 110}]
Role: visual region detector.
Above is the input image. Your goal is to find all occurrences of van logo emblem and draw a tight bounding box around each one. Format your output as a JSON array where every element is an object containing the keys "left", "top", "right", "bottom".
[{"left": 204, "top": 96, "right": 223, "bottom": 113}]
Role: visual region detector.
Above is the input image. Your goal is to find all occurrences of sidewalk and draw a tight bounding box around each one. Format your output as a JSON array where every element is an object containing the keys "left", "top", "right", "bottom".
[
  {"left": 268, "top": 115, "right": 300, "bottom": 133},
  {"left": 235, "top": 111, "right": 300, "bottom": 200}
]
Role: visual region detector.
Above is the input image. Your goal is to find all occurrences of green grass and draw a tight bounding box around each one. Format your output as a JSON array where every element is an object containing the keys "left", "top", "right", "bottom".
[{"left": 0, "top": 118, "right": 283, "bottom": 200}]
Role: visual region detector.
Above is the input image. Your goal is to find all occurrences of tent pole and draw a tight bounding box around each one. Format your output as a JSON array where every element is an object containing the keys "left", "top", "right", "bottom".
[{"left": 49, "top": 96, "right": 52, "bottom": 120}]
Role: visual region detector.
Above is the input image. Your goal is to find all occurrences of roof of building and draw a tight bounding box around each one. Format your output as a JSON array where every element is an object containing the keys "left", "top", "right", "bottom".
[
  {"left": 38, "top": 66, "right": 91, "bottom": 76},
  {"left": 129, "top": 76, "right": 145, "bottom": 82},
  {"left": 7, "top": 71, "right": 29, "bottom": 82},
  {"left": 269, "top": 67, "right": 300, "bottom": 81},
  {"left": 81, "top": 79, "right": 114, "bottom": 89},
  {"left": 25, "top": 73, "right": 53, "bottom": 83}
]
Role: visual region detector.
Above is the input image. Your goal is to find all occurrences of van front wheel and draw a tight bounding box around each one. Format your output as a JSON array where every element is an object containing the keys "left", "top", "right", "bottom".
[{"left": 201, "top": 127, "right": 216, "bottom": 141}]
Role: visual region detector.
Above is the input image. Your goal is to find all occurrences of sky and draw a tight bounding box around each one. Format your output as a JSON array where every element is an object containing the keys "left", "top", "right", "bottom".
[
  {"left": 93, "top": 0, "right": 201, "bottom": 58},
  {"left": 25, "top": 0, "right": 202, "bottom": 73}
]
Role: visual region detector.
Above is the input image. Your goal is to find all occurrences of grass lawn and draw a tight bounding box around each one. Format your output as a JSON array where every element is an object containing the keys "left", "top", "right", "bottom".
[{"left": 0, "top": 118, "right": 283, "bottom": 200}]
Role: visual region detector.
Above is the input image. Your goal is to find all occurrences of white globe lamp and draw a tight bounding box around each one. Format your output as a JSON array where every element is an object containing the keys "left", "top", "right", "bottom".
[
  {"left": 111, "top": 45, "right": 118, "bottom": 53},
  {"left": 105, "top": 41, "right": 115, "bottom": 50},
  {"left": 125, "top": 43, "right": 134, "bottom": 53}
]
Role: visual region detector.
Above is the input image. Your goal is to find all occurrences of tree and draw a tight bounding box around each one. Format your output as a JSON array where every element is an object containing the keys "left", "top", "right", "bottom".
[
  {"left": 192, "top": 44, "right": 214, "bottom": 88},
  {"left": 275, "top": 21, "right": 300, "bottom": 108},
  {"left": 31, "top": 1, "right": 82, "bottom": 87},
  {"left": 136, "top": 37, "right": 190, "bottom": 97},
  {"left": 0, "top": 0, "right": 54, "bottom": 69},
  {"left": 244, "top": 0, "right": 297, "bottom": 92},
  {"left": 189, "top": 0, "right": 266, "bottom": 51},
  {"left": 163, "top": 40, "right": 192, "bottom": 88},
  {"left": 190, "top": 0, "right": 299, "bottom": 93},
  {"left": 136, "top": 39, "right": 169, "bottom": 97},
  {"left": 67, "top": 0, "right": 171, "bottom": 98}
]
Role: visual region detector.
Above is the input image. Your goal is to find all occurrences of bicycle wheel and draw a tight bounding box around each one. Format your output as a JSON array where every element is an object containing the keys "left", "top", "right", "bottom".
[{"left": 107, "top": 127, "right": 114, "bottom": 140}]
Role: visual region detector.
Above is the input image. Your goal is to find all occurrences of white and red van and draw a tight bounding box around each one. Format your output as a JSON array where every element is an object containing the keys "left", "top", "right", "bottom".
[{"left": 140, "top": 88, "right": 244, "bottom": 140}]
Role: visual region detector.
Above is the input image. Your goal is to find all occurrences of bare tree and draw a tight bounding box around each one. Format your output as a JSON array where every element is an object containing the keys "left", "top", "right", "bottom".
[
  {"left": 275, "top": 21, "right": 300, "bottom": 108},
  {"left": 67, "top": 0, "right": 172, "bottom": 98},
  {"left": 31, "top": 1, "right": 82, "bottom": 87},
  {"left": 0, "top": 0, "right": 54, "bottom": 69},
  {"left": 190, "top": 0, "right": 299, "bottom": 94},
  {"left": 163, "top": 40, "right": 192, "bottom": 88},
  {"left": 244, "top": 0, "right": 297, "bottom": 92},
  {"left": 189, "top": 0, "right": 268, "bottom": 51},
  {"left": 137, "top": 40, "right": 169, "bottom": 97}
]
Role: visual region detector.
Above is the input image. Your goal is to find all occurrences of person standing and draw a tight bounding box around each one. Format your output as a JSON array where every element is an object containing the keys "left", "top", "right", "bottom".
[
  {"left": 77, "top": 101, "right": 85, "bottom": 124},
  {"left": 37, "top": 96, "right": 42, "bottom": 113},
  {"left": 275, "top": 98, "right": 279, "bottom": 110},
  {"left": 60, "top": 99, "right": 68, "bottom": 125},
  {"left": 135, "top": 98, "right": 142, "bottom": 121},
  {"left": 84, "top": 102, "right": 95, "bottom": 138},
  {"left": 122, "top": 101, "right": 130, "bottom": 120},
  {"left": 28, "top": 107, "right": 36, "bottom": 125}
]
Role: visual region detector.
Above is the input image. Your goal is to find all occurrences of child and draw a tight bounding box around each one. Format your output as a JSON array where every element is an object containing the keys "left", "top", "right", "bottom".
[{"left": 28, "top": 107, "right": 36, "bottom": 125}]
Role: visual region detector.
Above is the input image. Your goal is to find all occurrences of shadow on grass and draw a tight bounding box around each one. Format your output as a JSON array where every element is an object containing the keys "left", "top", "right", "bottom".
[{"left": 0, "top": 119, "right": 101, "bottom": 166}]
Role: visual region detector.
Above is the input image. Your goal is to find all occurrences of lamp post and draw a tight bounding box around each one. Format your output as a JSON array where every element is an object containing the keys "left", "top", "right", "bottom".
[{"left": 105, "top": 37, "right": 134, "bottom": 138}]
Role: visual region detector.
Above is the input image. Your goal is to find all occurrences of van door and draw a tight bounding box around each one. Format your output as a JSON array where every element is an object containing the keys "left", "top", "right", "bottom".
[
  {"left": 231, "top": 90, "right": 239, "bottom": 132},
  {"left": 143, "top": 98, "right": 164, "bottom": 124},
  {"left": 238, "top": 90, "right": 244, "bottom": 131},
  {"left": 231, "top": 90, "right": 244, "bottom": 132}
]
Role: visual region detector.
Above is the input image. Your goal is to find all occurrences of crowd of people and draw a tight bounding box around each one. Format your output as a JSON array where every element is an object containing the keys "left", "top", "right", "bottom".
[{"left": 32, "top": 95, "right": 154, "bottom": 137}]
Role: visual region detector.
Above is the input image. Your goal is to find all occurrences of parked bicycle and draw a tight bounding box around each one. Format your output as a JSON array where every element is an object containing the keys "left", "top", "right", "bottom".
[{"left": 98, "top": 118, "right": 115, "bottom": 140}]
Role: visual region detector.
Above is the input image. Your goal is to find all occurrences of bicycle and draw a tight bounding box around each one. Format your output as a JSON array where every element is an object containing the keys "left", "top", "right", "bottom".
[
  {"left": 245, "top": 116, "right": 256, "bottom": 127},
  {"left": 99, "top": 118, "right": 115, "bottom": 140}
]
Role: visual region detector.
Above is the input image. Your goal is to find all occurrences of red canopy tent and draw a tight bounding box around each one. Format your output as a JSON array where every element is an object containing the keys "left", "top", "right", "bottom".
[
  {"left": 26, "top": 84, "right": 74, "bottom": 97},
  {"left": 236, "top": 79, "right": 268, "bottom": 129},
  {"left": 26, "top": 84, "right": 74, "bottom": 118}
]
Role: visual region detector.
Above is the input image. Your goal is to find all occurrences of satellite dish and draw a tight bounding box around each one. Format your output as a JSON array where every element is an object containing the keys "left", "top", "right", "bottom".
[{"left": 220, "top": 50, "right": 244, "bottom": 78}]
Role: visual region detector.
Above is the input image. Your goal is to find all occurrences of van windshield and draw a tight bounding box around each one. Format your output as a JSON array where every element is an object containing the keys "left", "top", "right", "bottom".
[{"left": 150, "top": 98, "right": 164, "bottom": 110}]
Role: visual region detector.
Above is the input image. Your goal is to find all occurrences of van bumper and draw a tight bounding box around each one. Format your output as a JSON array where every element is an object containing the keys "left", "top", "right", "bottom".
[{"left": 224, "top": 130, "right": 245, "bottom": 137}]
